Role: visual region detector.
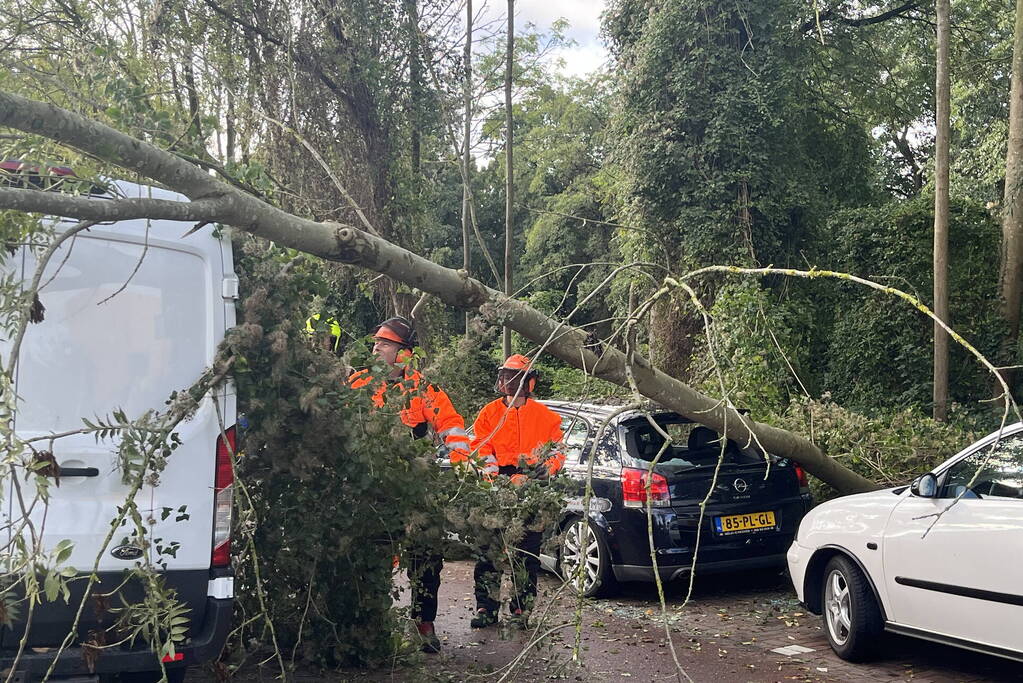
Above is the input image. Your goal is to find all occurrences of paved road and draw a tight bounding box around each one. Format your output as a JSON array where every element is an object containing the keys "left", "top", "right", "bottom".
[
  {"left": 222, "top": 560, "right": 1022, "bottom": 682},
  {"left": 400, "top": 560, "right": 1022, "bottom": 682}
]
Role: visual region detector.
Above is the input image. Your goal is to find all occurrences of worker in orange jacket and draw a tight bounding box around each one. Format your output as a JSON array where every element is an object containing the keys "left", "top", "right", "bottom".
[
  {"left": 349, "top": 316, "right": 470, "bottom": 653},
  {"left": 460, "top": 354, "right": 564, "bottom": 628}
]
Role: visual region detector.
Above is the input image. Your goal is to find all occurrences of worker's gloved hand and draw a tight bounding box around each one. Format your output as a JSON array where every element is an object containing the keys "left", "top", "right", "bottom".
[{"left": 509, "top": 473, "right": 528, "bottom": 486}]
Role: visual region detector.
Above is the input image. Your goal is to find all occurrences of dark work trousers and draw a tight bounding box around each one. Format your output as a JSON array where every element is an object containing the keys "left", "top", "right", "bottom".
[
  {"left": 409, "top": 552, "right": 443, "bottom": 623},
  {"left": 474, "top": 528, "right": 542, "bottom": 614}
]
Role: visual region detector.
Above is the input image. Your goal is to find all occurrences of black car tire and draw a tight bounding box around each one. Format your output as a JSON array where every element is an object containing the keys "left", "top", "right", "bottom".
[
  {"left": 821, "top": 555, "right": 883, "bottom": 662},
  {"left": 559, "top": 516, "right": 617, "bottom": 598}
]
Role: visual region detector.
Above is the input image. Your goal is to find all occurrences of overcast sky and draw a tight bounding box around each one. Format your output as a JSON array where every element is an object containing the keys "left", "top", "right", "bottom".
[{"left": 480, "top": 0, "right": 609, "bottom": 78}]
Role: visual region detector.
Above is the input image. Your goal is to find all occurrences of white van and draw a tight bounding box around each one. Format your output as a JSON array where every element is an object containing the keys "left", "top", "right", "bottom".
[{"left": 1, "top": 165, "right": 236, "bottom": 681}]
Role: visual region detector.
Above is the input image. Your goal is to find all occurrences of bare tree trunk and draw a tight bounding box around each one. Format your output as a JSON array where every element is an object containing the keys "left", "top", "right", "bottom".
[
  {"left": 405, "top": 0, "right": 421, "bottom": 175},
  {"left": 933, "top": 0, "right": 951, "bottom": 421},
  {"left": 0, "top": 90, "right": 880, "bottom": 495},
  {"left": 503, "top": 0, "right": 514, "bottom": 358},
  {"left": 226, "top": 87, "right": 237, "bottom": 162},
  {"left": 1001, "top": 0, "right": 1023, "bottom": 390},
  {"left": 462, "top": 0, "right": 473, "bottom": 339}
]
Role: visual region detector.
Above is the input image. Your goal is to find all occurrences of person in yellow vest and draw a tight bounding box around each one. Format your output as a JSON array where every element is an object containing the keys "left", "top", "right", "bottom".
[
  {"left": 459, "top": 354, "right": 564, "bottom": 628},
  {"left": 348, "top": 316, "right": 477, "bottom": 653}
]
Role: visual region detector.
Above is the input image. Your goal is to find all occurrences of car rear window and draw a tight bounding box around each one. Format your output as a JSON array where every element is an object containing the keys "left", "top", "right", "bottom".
[
  {"left": 16, "top": 235, "right": 209, "bottom": 431},
  {"left": 622, "top": 416, "right": 763, "bottom": 468}
]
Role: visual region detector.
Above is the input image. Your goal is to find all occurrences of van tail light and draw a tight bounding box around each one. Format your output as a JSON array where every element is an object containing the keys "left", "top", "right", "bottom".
[
  {"left": 212, "top": 426, "right": 236, "bottom": 567},
  {"left": 621, "top": 467, "right": 671, "bottom": 508},
  {"left": 794, "top": 464, "right": 809, "bottom": 490}
]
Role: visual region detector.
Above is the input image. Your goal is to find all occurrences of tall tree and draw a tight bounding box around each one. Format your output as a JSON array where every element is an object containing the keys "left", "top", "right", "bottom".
[
  {"left": 934, "top": 0, "right": 951, "bottom": 420},
  {"left": 462, "top": 0, "right": 473, "bottom": 338},
  {"left": 503, "top": 0, "right": 514, "bottom": 357},
  {"left": 1002, "top": 0, "right": 1023, "bottom": 384},
  {"left": 605, "top": 0, "right": 874, "bottom": 377}
]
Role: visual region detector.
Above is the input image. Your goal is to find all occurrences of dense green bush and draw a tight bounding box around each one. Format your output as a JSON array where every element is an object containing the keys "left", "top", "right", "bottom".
[
  {"left": 224, "top": 239, "right": 436, "bottom": 667},
  {"left": 772, "top": 396, "right": 981, "bottom": 500},
  {"left": 818, "top": 196, "right": 1005, "bottom": 414},
  {"left": 223, "top": 241, "right": 571, "bottom": 669}
]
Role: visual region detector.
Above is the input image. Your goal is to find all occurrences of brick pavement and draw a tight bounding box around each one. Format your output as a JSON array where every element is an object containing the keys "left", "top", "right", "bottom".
[{"left": 611, "top": 570, "right": 1023, "bottom": 683}]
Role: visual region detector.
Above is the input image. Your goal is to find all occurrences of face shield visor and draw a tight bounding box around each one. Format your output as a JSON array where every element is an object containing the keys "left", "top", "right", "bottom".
[{"left": 495, "top": 368, "right": 534, "bottom": 396}]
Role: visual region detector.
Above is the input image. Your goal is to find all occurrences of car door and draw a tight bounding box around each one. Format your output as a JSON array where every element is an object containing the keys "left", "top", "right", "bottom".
[
  {"left": 10, "top": 210, "right": 227, "bottom": 646},
  {"left": 881, "top": 433, "right": 1023, "bottom": 651}
]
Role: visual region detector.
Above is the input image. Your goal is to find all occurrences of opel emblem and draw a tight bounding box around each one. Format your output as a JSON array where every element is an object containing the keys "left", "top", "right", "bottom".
[{"left": 733, "top": 478, "right": 749, "bottom": 493}]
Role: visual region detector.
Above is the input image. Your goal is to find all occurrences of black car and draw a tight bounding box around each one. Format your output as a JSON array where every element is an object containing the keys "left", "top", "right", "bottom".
[{"left": 539, "top": 401, "right": 813, "bottom": 597}]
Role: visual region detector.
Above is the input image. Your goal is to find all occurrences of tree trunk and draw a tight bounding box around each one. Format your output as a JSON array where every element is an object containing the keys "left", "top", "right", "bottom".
[
  {"left": 1001, "top": 0, "right": 1023, "bottom": 390},
  {"left": 503, "top": 0, "right": 514, "bottom": 358},
  {"left": 933, "top": 0, "right": 950, "bottom": 421},
  {"left": 405, "top": 0, "right": 421, "bottom": 175},
  {"left": 0, "top": 90, "right": 879, "bottom": 495},
  {"left": 462, "top": 0, "right": 473, "bottom": 339}
]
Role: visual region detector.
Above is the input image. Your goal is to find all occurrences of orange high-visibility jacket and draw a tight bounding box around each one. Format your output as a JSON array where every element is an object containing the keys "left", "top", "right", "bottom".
[
  {"left": 349, "top": 368, "right": 470, "bottom": 459},
  {"left": 464, "top": 398, "right": 565, "bottom": 476}
]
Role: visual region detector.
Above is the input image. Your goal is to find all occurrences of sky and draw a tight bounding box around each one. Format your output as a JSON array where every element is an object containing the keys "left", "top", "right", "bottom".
[{"left": 480, "top": 0, "right": 609, "bottom": 78}]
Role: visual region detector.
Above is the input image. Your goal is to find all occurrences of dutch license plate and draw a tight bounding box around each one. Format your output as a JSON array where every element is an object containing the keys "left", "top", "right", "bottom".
[{"left": 714, "top": 511, "right": 776, "bottom": 535}]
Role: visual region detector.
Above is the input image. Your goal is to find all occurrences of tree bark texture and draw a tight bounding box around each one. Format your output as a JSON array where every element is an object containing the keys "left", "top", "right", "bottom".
[
  {"left": 0, "top": 90, "right": 878, "bottom": 495},
  {"left": 503, "top": 0, "right": 514, "bottom": 358},
  {"left": 462, "top": 0, "right": 473, "bottom": 338},
  {"left": 933, "top": 0, "right": 950, "bottom": 421},
  {"left": 1001, "top": 0, "right": 1023, "bottom": 382}
]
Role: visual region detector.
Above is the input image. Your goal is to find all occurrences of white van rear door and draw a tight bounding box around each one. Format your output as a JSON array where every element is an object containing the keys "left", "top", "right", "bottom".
[{"left": 15, "top": 212, "right": 227, "bottom": 575}]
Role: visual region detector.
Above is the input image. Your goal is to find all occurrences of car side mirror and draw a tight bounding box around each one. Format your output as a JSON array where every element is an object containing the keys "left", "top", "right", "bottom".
[{"left": 911, "top": 472, "right": 939, "bottom": 498}]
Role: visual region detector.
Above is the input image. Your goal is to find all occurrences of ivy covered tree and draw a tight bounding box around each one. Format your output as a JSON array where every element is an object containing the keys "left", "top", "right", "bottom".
[{"left": 604, "top": 0, "right": 877, "bottom": 378}]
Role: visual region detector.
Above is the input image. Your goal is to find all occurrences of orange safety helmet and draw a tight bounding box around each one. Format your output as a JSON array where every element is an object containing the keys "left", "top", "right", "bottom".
[
  {"left": 496, "top": 353, "right": 538, "bottom": 395},
  {"left": 373, "top": 316, "right": 418, "bottom": 349}
]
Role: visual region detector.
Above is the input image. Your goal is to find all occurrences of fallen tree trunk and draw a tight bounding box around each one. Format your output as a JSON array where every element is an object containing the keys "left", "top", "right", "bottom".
[{"left": 0, "top": 91, "right": 877, "bottom": 494}]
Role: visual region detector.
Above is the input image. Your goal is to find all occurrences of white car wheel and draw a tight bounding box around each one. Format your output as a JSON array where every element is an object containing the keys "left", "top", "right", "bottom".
[{"left": 560, "top": 517, "right": 615, "bottom": 598}]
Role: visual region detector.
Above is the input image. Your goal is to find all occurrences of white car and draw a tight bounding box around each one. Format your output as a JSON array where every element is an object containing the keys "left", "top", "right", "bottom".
[{"left": 787, "top": 424, "right": 1023, "bottom": 663}]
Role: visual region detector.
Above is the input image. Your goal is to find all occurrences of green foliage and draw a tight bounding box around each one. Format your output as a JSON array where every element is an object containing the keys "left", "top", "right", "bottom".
[
  {"left": 606, "top": 0, "right": 876, "bottom": 273},
  {"left": 772, "top": 396, "right": 980, "bottom": 500},
  {"left": 112, "top": 574, "right": 192, "bottom": 660},
  {"left": 694, "top": 280, "right": 812, "bottom": 417},
  {"left": 818, "top": 196, "right": 1004, "bottom": 414},
  {"left": 423, "top": 333, "right": 501, "bottom": 416},
  {"left": 442, "top": 468, "right": 573, "bottom": 568},
  {"left": 225, "top": 238, "right": 435, "bottom": 667},
  {"left": 224, "top": 237, "right": 572, "bottom": 669}
]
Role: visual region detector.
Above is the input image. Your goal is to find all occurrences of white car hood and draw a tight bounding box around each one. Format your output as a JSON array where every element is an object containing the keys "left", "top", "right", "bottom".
[{"left": 799, "top": 487, "right": 906, "bottom": 543}]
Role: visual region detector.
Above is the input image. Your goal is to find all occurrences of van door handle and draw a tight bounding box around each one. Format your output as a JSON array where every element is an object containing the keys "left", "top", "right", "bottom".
[{"left": 57, "top": 467, "right": 99, "bottom": 477}]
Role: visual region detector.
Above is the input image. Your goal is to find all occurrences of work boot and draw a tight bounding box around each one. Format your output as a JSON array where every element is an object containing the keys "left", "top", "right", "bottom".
[
  {"left": 416, "top": 621, "right": 441, "bottom": 653},
  {"left": 470, "top": 608, "right": 498, "bottom": 628}
]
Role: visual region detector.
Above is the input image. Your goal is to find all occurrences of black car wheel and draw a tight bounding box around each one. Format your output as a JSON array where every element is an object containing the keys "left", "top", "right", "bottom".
[
  {"left": 821, "top": 555, "right": 883, "bottom": 661},
  {"left": 560, "top": 517, "right": 616, "bottom": 598}
]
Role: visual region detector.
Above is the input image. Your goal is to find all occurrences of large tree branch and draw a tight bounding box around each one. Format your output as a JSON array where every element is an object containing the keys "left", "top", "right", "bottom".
[
  {"left": 199, "top": 0, "right": 285, "bottom": 47},
  {"left": 800, "top": 1, "right": 922, "bottom": 34},
  {"left": 0, "top": 90, "right": 878, "bottom": 494},
  {"left": 0, "top": 188, "right": 226, "bottom": 222}
]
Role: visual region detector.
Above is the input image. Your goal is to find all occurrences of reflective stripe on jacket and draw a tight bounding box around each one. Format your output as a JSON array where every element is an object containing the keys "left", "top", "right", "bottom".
[
  {"left": 464, "top": 398, "right": 565, "bottom": 475},
  {"left": 348, "top": 368, "right": 470, "bottom": 459}
]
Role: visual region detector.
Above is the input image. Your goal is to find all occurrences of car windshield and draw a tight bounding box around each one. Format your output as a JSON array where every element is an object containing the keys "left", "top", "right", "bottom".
[{"left": 622, "top": 416, "right": 763, "bottom": 468}]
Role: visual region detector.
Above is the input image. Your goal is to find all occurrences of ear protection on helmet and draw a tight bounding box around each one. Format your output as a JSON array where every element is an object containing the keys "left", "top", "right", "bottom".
[{"left": 373, "top": 316, "right": 418, "bottom": 350}]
